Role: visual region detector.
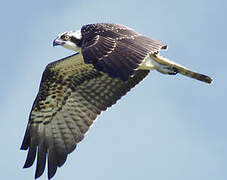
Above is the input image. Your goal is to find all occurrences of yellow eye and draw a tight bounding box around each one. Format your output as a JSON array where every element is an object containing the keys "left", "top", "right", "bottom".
[{"left": 62, "top": 35, "right": 70, "bottom": 41}]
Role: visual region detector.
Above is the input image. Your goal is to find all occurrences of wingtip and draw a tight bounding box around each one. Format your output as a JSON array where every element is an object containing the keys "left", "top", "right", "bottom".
[
  {"left": 23, "top": 162, "right": 32, "bottom": 169},
  {"left": 35, "top": 172, "right": 42, "bottom": 179},
  {"left": 20, "top": 144, "right": 28, "bottom": 150},
  {"left": 161, "top": 45, "right": 168, "bottom": 50}
]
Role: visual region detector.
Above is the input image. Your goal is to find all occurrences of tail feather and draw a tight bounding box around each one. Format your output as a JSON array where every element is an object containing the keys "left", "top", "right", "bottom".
[{"left": 150, "top": 53, "right": 213, "bottom": 84}]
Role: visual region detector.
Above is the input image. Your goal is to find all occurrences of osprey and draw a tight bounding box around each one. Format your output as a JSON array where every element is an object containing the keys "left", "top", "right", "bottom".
[
  {"left": 21, "top": 23, "right": 212, "bottom": 179},
  {"left": 53, "top": 23, "right": 212, "bottom": 83}
]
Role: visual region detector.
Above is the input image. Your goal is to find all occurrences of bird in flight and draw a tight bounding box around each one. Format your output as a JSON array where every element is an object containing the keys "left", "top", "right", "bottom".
[{"left": 21, "top": 23, "right": 212, "bottom": 179}]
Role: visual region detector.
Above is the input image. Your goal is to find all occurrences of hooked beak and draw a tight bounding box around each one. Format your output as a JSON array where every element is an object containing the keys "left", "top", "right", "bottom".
[{"left": 53, "top": 38, "right": 64, "bottom": 47}]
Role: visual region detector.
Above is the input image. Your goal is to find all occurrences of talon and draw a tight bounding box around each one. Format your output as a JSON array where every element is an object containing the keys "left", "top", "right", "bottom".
[
  {"left": 167, "top": 67, "right": 178, "bottom": 75},
  {"left": 173, "top": 67, "right": 178, "bottom": 73},
  {"left": 168, "top": 72, "right": 177, "bottom": 75}
]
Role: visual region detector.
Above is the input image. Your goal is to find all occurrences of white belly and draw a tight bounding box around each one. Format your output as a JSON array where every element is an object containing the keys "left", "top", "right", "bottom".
[
  {"left": 138, "top": 54, "right": 178, "bottom": 74},
  {"left": 138, "top": 54, "right": 156, "bottom": 70}
]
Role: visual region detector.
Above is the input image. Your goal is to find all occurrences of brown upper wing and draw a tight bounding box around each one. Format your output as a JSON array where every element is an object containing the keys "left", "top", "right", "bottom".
[
  {"left": 21, "top": 53, "right": 149, "bottom": 179},
  {"left": 81, "top": 23, "right": 166, "bottom": 81}
]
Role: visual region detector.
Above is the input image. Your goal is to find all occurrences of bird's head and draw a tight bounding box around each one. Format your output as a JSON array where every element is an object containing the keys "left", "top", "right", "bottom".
[{"left": 53, "top": 30, "right": 82, "bottom": 52}]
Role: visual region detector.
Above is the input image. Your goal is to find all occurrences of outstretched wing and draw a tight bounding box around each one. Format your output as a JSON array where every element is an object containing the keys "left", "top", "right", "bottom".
[
  {"left": 81, "top": 23, "right": 166, "bottom": 81},
  {"left": 21, "top": 53, "right": 149, "bottom": 179}
]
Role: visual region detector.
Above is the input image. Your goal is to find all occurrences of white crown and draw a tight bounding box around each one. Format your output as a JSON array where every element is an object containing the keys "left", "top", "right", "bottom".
[{"left": 71, "top": 30, "right": 82, "bottom": 39}]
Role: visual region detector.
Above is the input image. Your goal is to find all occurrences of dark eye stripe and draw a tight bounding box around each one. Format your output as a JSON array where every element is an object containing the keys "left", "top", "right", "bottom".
[{"left": 71, "top": 36, "right": 82, "bottom": 47}]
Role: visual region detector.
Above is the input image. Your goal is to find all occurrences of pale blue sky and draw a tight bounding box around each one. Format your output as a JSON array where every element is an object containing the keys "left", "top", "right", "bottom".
[{"left": 1, "top": 0, "right": 226, "bottom": 180}]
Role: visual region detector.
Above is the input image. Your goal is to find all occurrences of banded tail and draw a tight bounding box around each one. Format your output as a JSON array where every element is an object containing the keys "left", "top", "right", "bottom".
[{"left": 150, "top": 53, "right": 213, "bottom": 84}]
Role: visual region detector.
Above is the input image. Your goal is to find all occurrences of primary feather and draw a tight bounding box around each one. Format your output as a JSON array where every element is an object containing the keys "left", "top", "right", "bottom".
[{"left": 21, "top": 53, "right": 149, "bottom": 179}]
